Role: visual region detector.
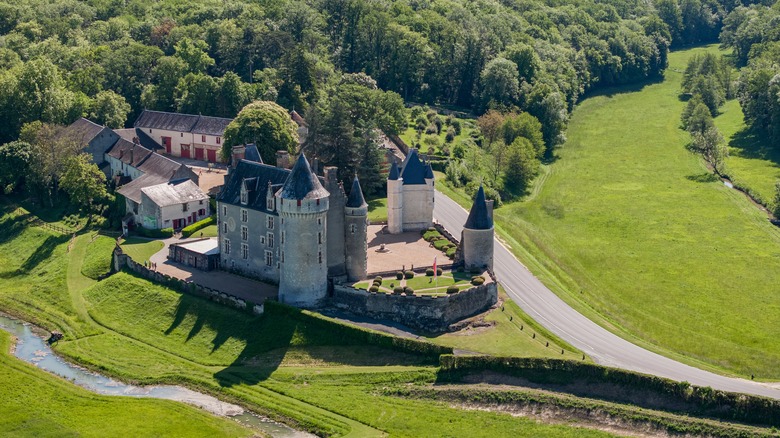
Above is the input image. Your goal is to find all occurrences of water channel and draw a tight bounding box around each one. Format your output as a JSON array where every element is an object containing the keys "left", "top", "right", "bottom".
[{"left": 0, "top": 313, "right": 314, "bottom": 438}]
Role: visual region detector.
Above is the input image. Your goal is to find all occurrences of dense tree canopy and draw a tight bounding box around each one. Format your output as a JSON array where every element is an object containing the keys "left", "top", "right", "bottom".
[{"left": 221, "top": 101, "right": 299, "bottom": 164}]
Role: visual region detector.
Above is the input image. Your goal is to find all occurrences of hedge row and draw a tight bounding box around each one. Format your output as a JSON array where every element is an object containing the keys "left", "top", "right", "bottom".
[
  {"left": 181, "top": 215, "right": 216, "bottom": 238},
  {"left": 438, "top": 355, "right": 780, "bottom": 428},
  {"left": 265, "top": 301, "right": 452, "bottom": 359},
  {"left": 135, "top": 227, "right": 174, "bottom": 238}
]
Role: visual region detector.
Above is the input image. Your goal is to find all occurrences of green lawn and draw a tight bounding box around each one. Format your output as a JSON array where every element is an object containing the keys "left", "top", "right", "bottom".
[
  {"left": 199, "top": 224, "right": 218, "bottom": 237},
  {"left": 0, "top": 331, "right": 251, "bottom": 437},
  {"left": 367, "top": 197, "right": 387, "bottom": 223},
  {"left": 457, "top": 44, "right": 780, "bottom": 379},
  {"left": 119, "top": 237, "right": 164, "bottom": 263},
  {"left": 80, "top": 235, "right": 116, "bottom": 280},
  {"left": 714, "top": 98, "right": 780, "bottom": 208}
]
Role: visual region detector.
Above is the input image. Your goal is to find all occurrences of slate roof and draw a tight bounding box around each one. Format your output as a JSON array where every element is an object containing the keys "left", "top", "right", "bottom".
[
  {"left": 58, "top": 118, "right": 105, "bottom": 144},
  {"left": 107, "top": 138, "right": 153, "bottom": 168},
  {"left": 346, "top": 176, "right": 367, "bottom": 208},
  {"left": 107, "top": 139, "right": 188, "bottom": 179},
  {"left": 141, "top": 179, "right": 208, "bottom": 207},
  {"left": 464, "top": 185, "right": 493, "bottom": 230},
  {"left": 134, "top": 110, "right": 232, "bottom": 136},
  {"left": 388, "top": 160, "right": 400, "bottom": 180},
  {"left": 117, "top": 173, "right": 170, "bottom": 203},
  {"left": 399, "top": 148, "right": 431, "bottom": 185},
  {"left": 114, "top": 128, "right": 165, "bottom": 151},
  {"left": 279, "top": 153, "right": 329, "bottom": 200},
  {"left": 244, "top": 144, "right": 262, "bottom": 163},
  {"left": 217, "top": 160, "right": 290, "bottom": 210}
]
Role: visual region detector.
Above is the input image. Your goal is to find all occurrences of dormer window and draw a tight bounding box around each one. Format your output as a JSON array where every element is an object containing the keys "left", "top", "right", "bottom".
[
  {"left": 267, "top": 196, "right": 273, "bottom": 211},
  {"left": 240, "top": 186, "right": 248, "bottom": 205}
]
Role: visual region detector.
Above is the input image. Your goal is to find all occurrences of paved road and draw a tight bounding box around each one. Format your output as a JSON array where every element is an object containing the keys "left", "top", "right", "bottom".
[{"left": 434, "top": 190, "right": 780, "bottom": 400}]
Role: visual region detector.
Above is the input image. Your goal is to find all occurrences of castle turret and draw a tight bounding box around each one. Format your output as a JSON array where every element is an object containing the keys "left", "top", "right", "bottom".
[
  {"left": 461, "top": 185, "right": 494, "bottom": 272},
  {"left": 344, "top": 175, "right": 368, "bottom": 281},
  {"left": 276, "top": 153, "right": 330, "bottom": 307},
  {"left": 387, "top": 160, "right": 403, "bottom": 234},
  {"left": 324, "top": 166, "right": 347, "bottom": 277}
]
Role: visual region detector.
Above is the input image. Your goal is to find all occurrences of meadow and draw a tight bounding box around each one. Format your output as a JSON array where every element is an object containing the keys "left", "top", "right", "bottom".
[
  {"left": 454, "top": 45, "right": 780, "bottom": 379},
  {"left": 0, "top": 205, "right": 615, "bottom": 437}
]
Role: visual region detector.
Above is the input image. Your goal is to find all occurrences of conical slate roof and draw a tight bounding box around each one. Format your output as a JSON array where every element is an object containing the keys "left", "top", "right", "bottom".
[
  {"left": 279, "top": 153, "right": 329, "bottom": 200},
  {"left": 346, "top": 175, "right": 367, "bottom": 208},
  {"left": 388, "top": 160, "right": 400, "bottom": 180},
  {"left": 400, "top": 149, "right": 426, "bottom": 185},
  {"left": 464, "top": 185, "right": 493, "bottom": 230},
  {"left": 244, "top": 144, "right": 262, "bottom": 163}
]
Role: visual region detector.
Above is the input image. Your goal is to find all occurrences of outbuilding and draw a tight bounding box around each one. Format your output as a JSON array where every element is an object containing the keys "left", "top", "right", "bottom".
[{"left": 168, "top": 238, "right": 220, "bottom": 271}]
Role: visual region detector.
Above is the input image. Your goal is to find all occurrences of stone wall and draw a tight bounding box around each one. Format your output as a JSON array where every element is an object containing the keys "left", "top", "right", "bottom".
[
  {"left": 113, "top": 246, "right": 264, "bottom": 315},
  {"left": 329, "top": 281, "right": 498, "bottom": 333}
]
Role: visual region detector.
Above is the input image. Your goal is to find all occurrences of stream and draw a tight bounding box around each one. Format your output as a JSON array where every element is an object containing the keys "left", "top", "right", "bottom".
[{"left": 0, "top": 313, "right": 314, "bottom": 438}]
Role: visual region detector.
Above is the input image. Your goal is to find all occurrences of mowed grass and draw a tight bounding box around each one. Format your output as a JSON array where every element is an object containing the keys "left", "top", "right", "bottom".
[
  {"left": 488, "top": 45, "right": 780, "bottom": 379},
  {"left": 367, "top": 197, "right": 387, "bottom": 223},
  {"left": 0, "top": 331, "right": 251, "bottom": 437},
  {"left": 80, "top": 235, "right": 116, "bottom": 279},
  {"left": 714, "top": 98, "right": 780, "bottom": 207},
  {"left": 119, "top": 236, "right": 164, "bottom": 263}
]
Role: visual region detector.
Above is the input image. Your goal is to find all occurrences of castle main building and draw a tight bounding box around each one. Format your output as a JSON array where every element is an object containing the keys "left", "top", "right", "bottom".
[{"left": 216, "top": 153, "right": 368, "bottom": 307}]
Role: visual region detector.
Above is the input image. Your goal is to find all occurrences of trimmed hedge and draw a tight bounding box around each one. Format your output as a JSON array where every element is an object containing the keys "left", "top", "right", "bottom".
[
  {"left": 181, "top": 215, "right": 216, "bottom": 237},
  {"left": 438, "top": 355, "right": 780, "bottom": 428},
  {"left": 404, "top": 271, "right": 414, "bottom": 279},
  {"left": 396, "top": 271, "right": 404, "bottom": 280},
  {"left": 446, "top": 286, "right": 459, "bottom": 294},
  {"left": 265, "top": 301, "right": 452, "bottom": 358},
  {"left": 135, "top": 227, "right": 174, "bottom": 238}
]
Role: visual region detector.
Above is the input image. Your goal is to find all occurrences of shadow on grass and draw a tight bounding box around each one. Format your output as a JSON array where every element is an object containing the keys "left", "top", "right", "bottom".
[
  {"left": 580, "top": 75, "right": 665, "bottom": 101},
  {"left": 728, "top": 127, "right": 780, "bottom": 166}
]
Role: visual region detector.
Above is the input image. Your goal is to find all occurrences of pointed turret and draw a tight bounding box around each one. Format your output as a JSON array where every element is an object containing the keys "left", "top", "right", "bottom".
[
  {"left": 461, "top": 185, "right": 494, "bottom": 272},
  {"left": 346, "top": 175, "right": 368, "bottom": 208},
  {"left": 279, "top": 153, "right": 329, "bottom": 201},
  {"left": 345, "top": 175, "right": 368, "bottom": 281},
  {"left": 388, "top": 160, "right": 400, "bottom": 180}
]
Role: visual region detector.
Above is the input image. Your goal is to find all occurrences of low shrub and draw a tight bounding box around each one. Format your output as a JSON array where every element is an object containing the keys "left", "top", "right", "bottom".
[
  {"left": 393, "top": 286, "right": 404, "bottom": 294},
  {"left": 426, "top": 268, "right": 434, "bottom": 276},
  {"left": 446, "top": 247, "right": 457, "bottom": 259},
  {"left": 135, "top": 227, "right": 174, "bottom": 238},
  {"left": 404, "top": 287, "right": 415, "bottom": 295},
  {"left": 181, "top": 215, "right": 216, "bottom": 237},
  {"left": 471, "top": 276, "right": 485, "bottom": 286},
  {"left": 369, "top": 285, "right": 379, "bottom": 292},
  {"left": 437, "top": 268, "right": 443, "bottom": 276},
  {"left": 447, "top": 285, "right": 459, "bottom": 294},
  {"left": 396, "top": 271, "right": 404, "bottom": 280},
  {"left": 374, "top": 276, "right": 383, "bottom": 285},
  {"left": 404, "top": 271, "right": 414, "bottom": 279}
]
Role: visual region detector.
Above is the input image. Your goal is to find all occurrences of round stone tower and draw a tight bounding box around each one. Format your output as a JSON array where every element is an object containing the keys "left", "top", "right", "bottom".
[
  {"left": 462, "top": 185, "right": 494, "bottom": 271},
  {"left": 276, "top": 153, "right": 330, "bottom": 307},
  {"left": 386, "top": 160, "right": 403, "bottom": 234},
  {"left": 344, "top": 175, "right": 368, "bottom": 281}
]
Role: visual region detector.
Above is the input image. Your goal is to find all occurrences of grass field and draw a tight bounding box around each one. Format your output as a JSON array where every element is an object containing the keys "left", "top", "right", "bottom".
[
  {"left": 367, "top": 197, "right": 387, "bottom": 223},
  {"left": 80, "top": 235, "right": 116, "bottom": 279},
  {"left": 456, "top": 45, "right": 780, "bottom": 379},
  {"left": 0, "top": 331, "right": 251, "bottom": 437},
  {"left": 0, "top": 205, "right": 611, "bottom": 437},
  {"left": 119, "top": 237, "right": 164, "bottom": 263},
  {"left": 714, "top": 98, "right": 780, "bottom": 208}
]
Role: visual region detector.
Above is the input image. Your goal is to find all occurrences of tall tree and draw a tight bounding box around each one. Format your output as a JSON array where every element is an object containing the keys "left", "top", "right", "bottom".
[
  {"left": 89, "top": 90, "right": 131, "bottom": 128},
  {"left": 503, "top": 137, "right": 540, "bottom": 195},
  {"left": 479, "top": 57, "right": 520, "bottom": 110},
  {"left": 477, "top": 110, "right": 506, "bottom": 149},
  {"left": 221, "top": 101, "right": 299, "bottom": 163},
  {"left": 0, "top": 141, "right": 32, "bottom": 194},
  {"left": 60, "top": 153, "right": 110, "bottom": 213}
]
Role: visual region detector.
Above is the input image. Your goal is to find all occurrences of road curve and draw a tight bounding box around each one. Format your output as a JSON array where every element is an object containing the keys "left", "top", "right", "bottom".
[{"left": 434, "top": 190, "right": 780, "bottom": 400}]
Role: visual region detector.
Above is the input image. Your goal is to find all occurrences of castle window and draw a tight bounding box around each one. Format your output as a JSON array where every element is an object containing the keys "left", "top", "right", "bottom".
[
  {"left": 281, "top": 231, "right": 284, "bottom": 244},
  {"left": 265, "top": 251, "right": 273, "bottom": 266},
  {"left": 317, "top": 218, "right": 322, "bottom": 226},
  {"left": 350, "top": 224, "right": 356, "bottom": 234},
  {"left": 217, "top": 137, "right": 221, "bottom": 144},
  {"left": 202, "top": 135, "right": 206, "bottom": 143},
  {"left": 318, "top": 251, "right": 322, "bottom": 264},
  {"left": 223, "top": 222, "right": 227, "bottom": 234},
  {"left": 267, "top": 232, "right": 274, "bottom": 248},
  {"left": 241, "top": 226, "right": 248, "bottom": 241},
  {"left": 240, "top": 187, "right": 247, "bottom": 205},
  {"left": 241, "top": 209, "right": 247, "bottom": 222},
  {"left": 223, "top": 238, "right": 230, "bottom": 254},
  {"left": 281, "top": 251, "right": 284, "bottom": 263},
  {"left": 223, "top": 206, "right": 227, "bottom": 216},
  {"left": 260, "top": 236, "right": 265, "bottom": 244},
  {"left": 267, "top": 217, "right": 273, "bottom": 229},
  {"left": 267, "top": 197, "right": 273, "bottom": 211},
  {"left": 241, "top": 243, "right": 248, "bottom": 260},
  {"left": 318, "top": 232, "right": 322, "bottom": 244}
]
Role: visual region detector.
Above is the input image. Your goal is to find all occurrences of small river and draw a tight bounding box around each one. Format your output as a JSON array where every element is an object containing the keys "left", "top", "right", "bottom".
[{"left": 0, "top": 314, "right": 314, "bottom": 438}]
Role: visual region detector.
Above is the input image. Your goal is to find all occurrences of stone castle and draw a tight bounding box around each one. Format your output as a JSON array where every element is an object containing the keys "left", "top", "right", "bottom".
[{"left": 217, "top": 147, "right": 493, "bottom": 309}]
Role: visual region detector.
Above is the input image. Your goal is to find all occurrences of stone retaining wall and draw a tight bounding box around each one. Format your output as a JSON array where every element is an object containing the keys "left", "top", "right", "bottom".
[
  {"left": 113, "top": 246, "right": 264, "bottom": 315},
  {"left": 329, "top": 281, "right": 498, "bottom": 333}
]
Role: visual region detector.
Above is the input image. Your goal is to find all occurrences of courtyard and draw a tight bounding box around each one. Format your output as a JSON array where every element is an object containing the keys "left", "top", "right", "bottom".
[{"left": 366, "top": 225, "right": 447, "bottom": 274}]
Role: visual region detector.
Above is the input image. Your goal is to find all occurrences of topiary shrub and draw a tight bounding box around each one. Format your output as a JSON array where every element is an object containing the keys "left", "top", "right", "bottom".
[
  {"left": 396, "top": 271, "right": 404, "bottom": 280},
  {"left": 437, "top": 268, "right": 443, "bottom": 276},
  {"left": 369, "top": 285, "right": 379, "bottom": 292},
  {"left": 426, "top": 268, "right": 434, "bottom": 276},
  {"left": 393, "top": 286, "right": 404, "bottom": 294},
  {"left": 471, "top": 276, "right": 485, "bottom": 286},
  {"left": 404, "top": 287, "right": 415, "bottom": 295},
  {"left": 374, "top": 276, "right": 383, "bottom": 285},
  {"left": 447, "top": 285, "right": 459, "bottom": 294},
  {"left": 404, "top": 270, "right": 414, "bottom": 279}
]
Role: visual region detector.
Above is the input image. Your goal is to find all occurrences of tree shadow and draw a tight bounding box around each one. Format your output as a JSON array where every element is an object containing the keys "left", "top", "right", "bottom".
[
  {"left": 686, "top": 172, "right": 719, "bottom": 183},
  {"left": 580, "top": 76, "right": 666, "bottom": 101},
  {"left": 728, "top": 127, "right": 779, "bottom": 165},
  {"left": 17, "top": 234, "right": 69, "bottom": 273}
]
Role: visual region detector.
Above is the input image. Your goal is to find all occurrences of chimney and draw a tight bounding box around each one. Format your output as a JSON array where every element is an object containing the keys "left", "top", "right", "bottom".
[
  {"left": 132, "top": 136, "right": 139, "bottom": 145},
  {"left": 276, "top": 150, "right": 290, "bottom": 169},
  {"left": 231, "top": 145, "right": 246, "bottom": 168}
]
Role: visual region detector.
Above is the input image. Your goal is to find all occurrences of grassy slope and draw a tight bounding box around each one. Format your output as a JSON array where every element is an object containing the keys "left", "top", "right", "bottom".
[
  {"left": 480, "top": 45, "right": 780, "bottom": 379},
  {"left": 715, "top": 98, "right": 780, "bottom": 207},
  {"left": 80, "top": 235, "right": 116, "bottom": 279},
  {"left": 0, "top": 331, "right": 251, "bottom": 438}
]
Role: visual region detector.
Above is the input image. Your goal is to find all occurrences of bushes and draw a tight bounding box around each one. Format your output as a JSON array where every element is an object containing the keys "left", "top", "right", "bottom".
[
  {"left": 426, "top": 268, "right": 434, "bottom": 276},
  {"left": 404, "top": 271, "right": 414, "bottom": 279},
  {"left": 181, "top": 216, "right": 216, "bottom": 238},
  {"left": 471, "top": 276, "right": 485, "bottom": 286},
  {"left": 393, "top": 286, "right": 404, "bottom": 294},
  {"left": 374, "top": 276, "right": 382, "bottom": 285},
  {"left": 396, "top": 271, "right": 404, "bottom": 280},
  {"left": 369, "top": 285, "right": 379, "bottom": 293},
  {"left": 135, "top": 227, "right": 174, "bottom": 238},
  {"left": 446, "top": 286, "right": 459, "bottom": 294},
  {"left": 404, "top": 287, "right": 415, "bottom": 295}
]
